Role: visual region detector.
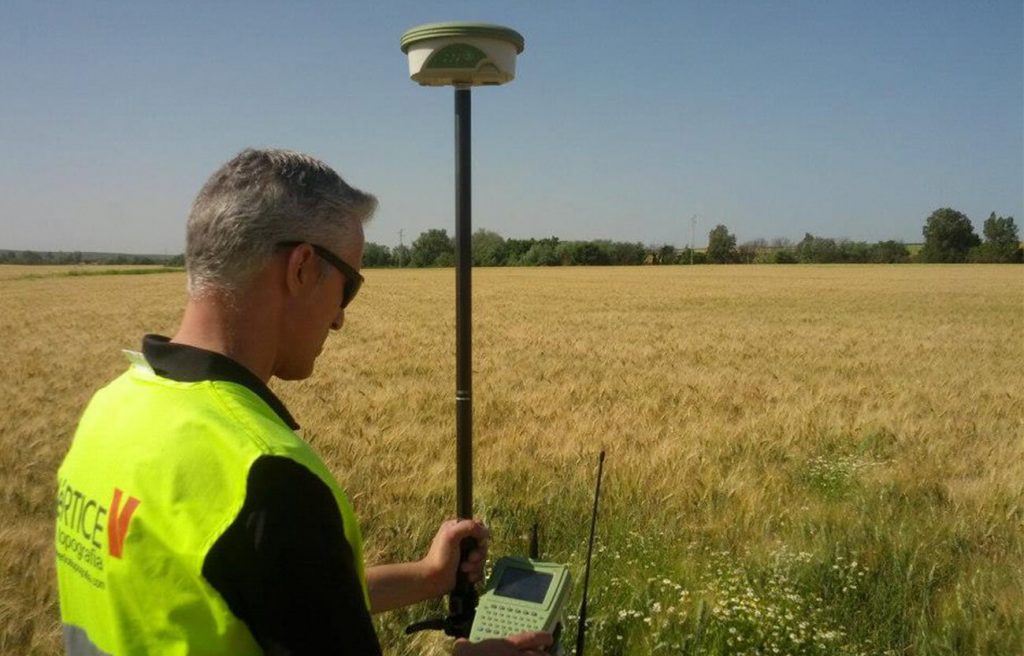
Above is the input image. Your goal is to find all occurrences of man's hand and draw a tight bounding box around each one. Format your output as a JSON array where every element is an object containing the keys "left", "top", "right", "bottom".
[
  {"left": 453, "top": 631, "right": 554, "bottom": 656},
  {"left": 365, "top": 518, "right": 489, "bottom": 613},
  {"left": 422, "top": 518, "right": 490, "bottom": 597}
]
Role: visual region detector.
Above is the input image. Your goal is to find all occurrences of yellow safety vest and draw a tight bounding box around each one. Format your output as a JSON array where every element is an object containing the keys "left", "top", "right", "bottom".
[{"left": 55, "top": 352, "right": 368, "bottom": 655}]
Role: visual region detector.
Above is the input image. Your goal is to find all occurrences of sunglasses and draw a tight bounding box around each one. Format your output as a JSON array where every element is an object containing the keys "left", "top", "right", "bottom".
[{"left": 278, "top": 241, "right": 363, "bottom": 309}]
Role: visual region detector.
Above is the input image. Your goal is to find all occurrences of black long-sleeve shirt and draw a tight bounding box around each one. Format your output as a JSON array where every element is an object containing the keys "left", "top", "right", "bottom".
[{"left": 143, "top": 335, "right": 382, "bottom": 655}]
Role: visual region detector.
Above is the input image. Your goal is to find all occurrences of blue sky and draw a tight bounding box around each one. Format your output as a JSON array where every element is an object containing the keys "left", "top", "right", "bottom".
[{"left": 1, "top": 1, "right": 1021, "bottom": 252}]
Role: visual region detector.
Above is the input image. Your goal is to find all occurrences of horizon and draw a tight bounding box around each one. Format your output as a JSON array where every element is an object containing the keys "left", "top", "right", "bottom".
[{"left": 2, "top": 230, "right": 937, "bottom": 258}]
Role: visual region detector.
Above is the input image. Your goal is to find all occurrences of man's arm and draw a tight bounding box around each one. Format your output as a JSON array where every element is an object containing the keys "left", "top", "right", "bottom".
[
  {"left": 203, "top": 456, "right": 382, "bottom": 655},
  {"left": 366, "top": 519, "right": 489, "bottom": 613}
]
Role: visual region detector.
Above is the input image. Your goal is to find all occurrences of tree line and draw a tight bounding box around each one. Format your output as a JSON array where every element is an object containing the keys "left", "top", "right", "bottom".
[
  {"left": 0, "top": 250, "right": 185, "bottom": 266},
  {"left": 3, "top": 208, "right": 1018, "bottom": 267},
  {"left": 364, "top": 208, "right": 1020, "bottom": 267},
  {"left": 364, "top": 230, "right": 657, "bottom": 268}
]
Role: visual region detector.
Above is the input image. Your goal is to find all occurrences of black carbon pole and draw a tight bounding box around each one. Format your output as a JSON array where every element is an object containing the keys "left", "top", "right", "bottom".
[
  {"left": 454, "top": 86, "right": 473, "bottom": 522},
  {"left": 448, "top": 85, "right": 478, "bottom": 637}
]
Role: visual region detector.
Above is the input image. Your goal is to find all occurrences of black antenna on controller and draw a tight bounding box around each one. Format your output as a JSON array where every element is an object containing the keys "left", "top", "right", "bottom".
[{"left": 575, "top": 450, "right": 605, "bottom": 656}]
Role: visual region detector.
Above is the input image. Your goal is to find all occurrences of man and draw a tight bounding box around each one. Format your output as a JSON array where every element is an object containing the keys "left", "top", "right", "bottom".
[{"left": 55, "top": 149, "right": 552, "bottom": 655}]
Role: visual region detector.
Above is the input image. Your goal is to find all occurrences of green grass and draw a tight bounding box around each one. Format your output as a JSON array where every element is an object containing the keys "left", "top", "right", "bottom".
[{"left": 370, "top": 444, "right": 1021, "bottom": 656}]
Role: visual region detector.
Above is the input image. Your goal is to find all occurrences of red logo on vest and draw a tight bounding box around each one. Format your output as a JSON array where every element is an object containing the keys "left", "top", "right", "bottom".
[{"left": 107, "top": 488, "right": 140, "bottom": 558}]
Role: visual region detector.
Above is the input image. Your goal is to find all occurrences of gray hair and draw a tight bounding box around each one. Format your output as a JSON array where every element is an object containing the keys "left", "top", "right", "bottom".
[{"left": 185, "top": 148, "right": 377, "bottom": 296}]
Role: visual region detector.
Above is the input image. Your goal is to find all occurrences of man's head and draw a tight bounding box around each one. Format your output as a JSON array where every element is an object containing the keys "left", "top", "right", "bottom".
[
  {"left": 184, "top": 149, "right": 377, "bottom": 380},
  {"left": 186, "top": 148, "right": 377, "bottom": 298}
]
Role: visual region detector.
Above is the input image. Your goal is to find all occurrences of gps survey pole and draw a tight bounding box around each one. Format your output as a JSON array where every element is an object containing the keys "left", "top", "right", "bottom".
[
  {"left": 448, "top": 84, "right": 477, "bottom": 636},
  {"left": 454, "top": 85, "right": 472, "bottom": 526},
  {"left": 400, "top": 22, "right": 525, "bottom": 638}
]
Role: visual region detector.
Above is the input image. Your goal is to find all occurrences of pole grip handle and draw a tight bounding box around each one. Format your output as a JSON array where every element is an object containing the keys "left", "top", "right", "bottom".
[
  {"left": 445, "top": 536, "right": 479, "bottom": 637},
  {"left": 451, "top": 535, "right": 477, "bottom": 597}
]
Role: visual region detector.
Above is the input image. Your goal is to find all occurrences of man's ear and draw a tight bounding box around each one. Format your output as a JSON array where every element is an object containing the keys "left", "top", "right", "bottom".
[{"left": 284, "top": 244, "right": 318, "bottom": 297}]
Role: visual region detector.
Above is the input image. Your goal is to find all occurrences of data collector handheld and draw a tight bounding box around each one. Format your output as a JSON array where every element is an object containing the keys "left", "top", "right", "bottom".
[{"left": 468, "top": 556, "right": 572, "bottom": 643}]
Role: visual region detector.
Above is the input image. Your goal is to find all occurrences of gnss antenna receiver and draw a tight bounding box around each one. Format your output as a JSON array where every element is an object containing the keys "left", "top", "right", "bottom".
[{"left": 400, "top": 22, "right": 525, "bottom": 639}]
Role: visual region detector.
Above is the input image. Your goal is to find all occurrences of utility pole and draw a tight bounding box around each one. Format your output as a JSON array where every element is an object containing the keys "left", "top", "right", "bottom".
[
  {"left": 398, "top": 229, "right": 405, "bottom": 268},
  {"left": 690, "top": 214, "right": 698, "bottom": 265}
]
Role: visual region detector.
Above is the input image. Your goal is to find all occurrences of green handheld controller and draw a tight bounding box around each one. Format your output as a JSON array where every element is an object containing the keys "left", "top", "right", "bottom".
[{"left": 469, "top": 556, "right": 572, "bottom": 644}]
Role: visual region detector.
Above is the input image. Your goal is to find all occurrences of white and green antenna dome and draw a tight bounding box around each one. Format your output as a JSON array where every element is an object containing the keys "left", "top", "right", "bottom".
[{"left": 400, "top": 22, "right": 525, "bottom": 87}]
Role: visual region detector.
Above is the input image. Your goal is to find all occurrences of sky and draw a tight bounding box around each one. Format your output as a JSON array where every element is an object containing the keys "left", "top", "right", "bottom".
[{"left": 1, "top": 0, "right": 1021, "bottom": 252}]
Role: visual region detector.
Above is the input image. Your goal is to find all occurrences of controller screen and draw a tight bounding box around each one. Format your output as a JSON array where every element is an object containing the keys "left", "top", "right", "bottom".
[{"left": 494, "top": 567, "right": 553, "bottom": 603}]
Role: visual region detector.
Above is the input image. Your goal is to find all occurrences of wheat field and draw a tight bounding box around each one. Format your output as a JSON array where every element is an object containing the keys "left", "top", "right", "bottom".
[{"left": 1, "top": 265, "right": 1021, "bottom": 655}]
